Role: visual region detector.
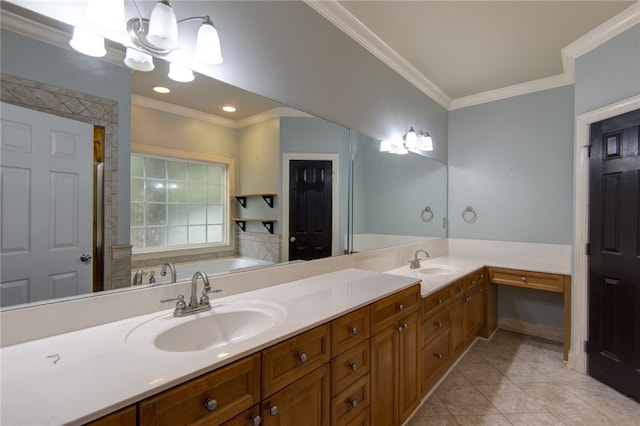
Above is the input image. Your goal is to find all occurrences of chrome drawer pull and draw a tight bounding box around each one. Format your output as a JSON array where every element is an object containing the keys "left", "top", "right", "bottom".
[
  {"left": 250, "top": 414, "right": 262, "bottom": 426},
  {"left": 349, "top": 362, "right": 358, "bottom": 371},
  {"left": 205, "top": 398, "right": 218, "bottom": 412},
  {"left": 349, "top": 326, "right": 359, "bottom": 335},
  {"left": 267, "top": 405, "right": 278, "bottom": 416},
  {"left": 465, "top": 296, "right": 471, "bottom": 302},
  {"left": 437, "top": 298, "right": 443, "bottom": 305},
  {"left": 398, "top": 303, "right": 404, "bottom": 311},
  {"left": 520, "top": 276, "right": 527, "bottom": 282},
  {"left": 297, "top": 352, "right": 308, "bottom": 363},
  {"left": 436, "top": 321, "right": 443, "bottom": 328},
  {"left": 435, "top": 353, "right": 443, "bottom": 360},
  {"left": 349, "top": 399, "right": 358, "bottom": 408}
]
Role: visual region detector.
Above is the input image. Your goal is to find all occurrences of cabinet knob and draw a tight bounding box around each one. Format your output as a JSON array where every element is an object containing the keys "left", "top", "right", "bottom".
[
  {"left": 267, "top": 405, "right": 279, "bottom": 416},
  {"left": 435, "top": 353, "right": 443, "bottom": 360},
  {"left": 465, "top": 296, "right": 472, "bottom": 302},
  {"left": 437, "top": 298, "right": 443, "bottom": 305},
  {"left": 520, "top": 276, "right": 527, "bottom": 282},
  {"left": 436, "top": 321, "right": 443, "bottom": 328},
  {"left": 397, "top": 323, "right": 408, "bottom": 333},
  {"left": 349, "top": 326, "right": 359, "bottom": 335},
  {"left": 297, "top": 352, "right": 308, "bottom": 363},
  {"left": 349, "top": 362, "right": 358, "bottom": 371},
  {"left": 457, "top": 286, "right": 463, "bottom": 293},
  {"left": 471, "top": 280, "right": 476, "bottom": 285},
  {"left": 398, "top": 303, "right": 404, "bottom": 311},
  {"left": 205, "top": 398, "right": 218, "bottom": 412},
  {"left": 250, "top": 414, "right": 262, "bottom": 426},
  {"left": 478, "top": 287, "right": 483, "bottom": 293},
  {"left": 349, "top": 399, "right": 358, "bottom": 408}
]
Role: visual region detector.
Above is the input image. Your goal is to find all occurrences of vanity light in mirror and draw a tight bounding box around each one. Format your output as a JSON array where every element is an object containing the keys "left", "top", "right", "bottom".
[
  {"left": 168, "top": 62, "right": 194, "bottom": 82},
  {"left": 69, "top": 27, "right": 106, "bottom": 57},
  {"left": 153, "top": 86, "right": 171, "bottom": 94},
  {"left": 124, "top": 48, "right": 155, "bottom": 71},
  {"left": 126, "top": 0, "right": 223, "bottom": 66}
]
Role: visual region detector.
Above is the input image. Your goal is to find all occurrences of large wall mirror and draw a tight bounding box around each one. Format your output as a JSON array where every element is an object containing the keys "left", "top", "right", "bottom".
[{"left": 0, "top": 1, "right": 447, "bottom": 311}]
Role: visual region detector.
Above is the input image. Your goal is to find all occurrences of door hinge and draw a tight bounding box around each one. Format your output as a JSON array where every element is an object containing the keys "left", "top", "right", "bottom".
[
  {"left": 584, "top": 340, "right": 589, "bottom": 353},
  {"left": 585, "top": 243, "right": 590, "bottom": 256}
]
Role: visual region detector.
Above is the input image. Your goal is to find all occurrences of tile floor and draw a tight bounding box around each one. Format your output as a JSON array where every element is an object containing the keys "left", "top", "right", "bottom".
[{"left": 406, "top": 330, "right": 640, "bottom": 425}]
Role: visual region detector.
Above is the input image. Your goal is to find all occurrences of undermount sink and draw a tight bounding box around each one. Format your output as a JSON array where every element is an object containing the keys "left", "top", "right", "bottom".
[
  {"left": 418, "top": 265, "right": 462, "bottom": 275},
  {"left": 126, "top": 300, "right": 287, "bottom": 352}
]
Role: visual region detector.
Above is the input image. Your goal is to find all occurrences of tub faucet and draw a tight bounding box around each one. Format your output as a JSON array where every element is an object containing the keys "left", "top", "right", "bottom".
[
  {"left": 160, "top": 262, "right": 177, "bottom": 283},
  {"left": 409, "top": 249, "right": 430, "bottom": 269},
  {"left": 132, "top": 269, "right": 144, "bottom": 285}
]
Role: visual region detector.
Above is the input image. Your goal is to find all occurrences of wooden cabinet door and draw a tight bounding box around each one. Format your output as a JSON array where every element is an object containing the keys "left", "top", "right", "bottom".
[
  {"left": 370, "top": 325, "right": 396, "bottom": 426},
  {"left": 397, "top": 311, "right": 421, "bottom": 424},
  {"left": 472, "top": 283, "right": 486, "bottom": 334},
  {"left": 450, "top": 296, "right": 464, "bottom": 355},
  {"left": 261, "top": 364, "right": 330, "bottom": 426}
]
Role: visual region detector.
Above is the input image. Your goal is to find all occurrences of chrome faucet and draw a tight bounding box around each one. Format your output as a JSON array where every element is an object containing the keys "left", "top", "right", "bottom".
[
  {"left": 165, "top": 271, "right": 222, "bottom": 317},
  {"left": 132, "top": 269, "right": 144, "bottom": 285},
  {"left": 409, "top": 249, "right": 430, "bottom": 269},
  {"left": 160, "top": 262, "right": 177, "bottom": 283}
]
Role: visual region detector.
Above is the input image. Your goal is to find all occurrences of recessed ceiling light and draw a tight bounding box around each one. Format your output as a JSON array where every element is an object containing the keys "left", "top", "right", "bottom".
[
  {"left": 222, "top": 105, "right": 237, "bottom": 113},
  {"left": 153, "top": 86, "right": 171, "bottom": 94}
]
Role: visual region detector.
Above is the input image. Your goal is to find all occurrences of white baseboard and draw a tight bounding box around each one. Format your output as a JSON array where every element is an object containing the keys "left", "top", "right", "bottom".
[{"left": 498, "top": 316, "right": 563, "bottom": 342}]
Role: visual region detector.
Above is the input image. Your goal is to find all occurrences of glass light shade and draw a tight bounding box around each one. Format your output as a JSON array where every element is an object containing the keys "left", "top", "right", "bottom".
[
  {"left": 147, "top": 1, "right": 180, "bottom": 50},
  {"left": 69, "top": 27, "right": 106, "bottom": 57},
  {"left": 404, "top": 127, "right": 418, "bottom": 149},
  {"left": 379, "top": 140, "right": 391, "bottom": 152},
  {"left": 85, "top": 0, "right": 125, "bottom": 30},
  {"left": 420, "top": 133, "right": 434, "bottom": 151},
  {"left": 168, "top": 62, "right": 195, "bottom": 82},
  {"left": 195, "top": 22, "right": 223, "bottom": 64},
  {"left": 124, "top": 48, "right": 155, "bottom": 72},
  {"left": 391, "top": 140, "right": 408, "bottom": 155}
]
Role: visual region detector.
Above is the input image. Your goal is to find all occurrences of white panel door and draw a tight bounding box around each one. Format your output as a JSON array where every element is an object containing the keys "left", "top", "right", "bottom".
[{"left": 1, "top": 102, "right": 93, "bottom": 307}]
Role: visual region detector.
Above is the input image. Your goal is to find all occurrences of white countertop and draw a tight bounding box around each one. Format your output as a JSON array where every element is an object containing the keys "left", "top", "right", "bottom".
[
  {"left": 0, "top": 268, "right": 419, "bottom": 426},
  {"left": 385, "top": 255, "right": 572, "bottom": 297}
]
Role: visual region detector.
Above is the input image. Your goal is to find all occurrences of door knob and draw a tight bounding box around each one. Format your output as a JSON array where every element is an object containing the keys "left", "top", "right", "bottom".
[
  {"left": 290, "top": 236, "right": 296, "bottom": 242},
  {"left": 80, "top": 253, "right": 92, "bottom": 263}
]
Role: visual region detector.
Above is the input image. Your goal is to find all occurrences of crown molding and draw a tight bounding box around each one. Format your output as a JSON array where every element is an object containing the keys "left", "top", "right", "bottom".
[
  {"left": 303, "top": 0, "right": 452, "bottom": 110},
  {"left": 305, "top": 1, "right": 639, "bottom": 111},
  {"left": 132, "top": 95, "right": 311, "bottom": 129}
]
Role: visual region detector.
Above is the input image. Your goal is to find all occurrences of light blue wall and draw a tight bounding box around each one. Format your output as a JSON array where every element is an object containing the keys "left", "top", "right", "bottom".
[
  {"left": 1, "top": 29, "right": 132, "bottom": 244},
  {"left": 280, "top": 117, "right": 351, "bottom": 255},
  {"left": 575, "top": 23, "right": 640, "bottom": 115},
  {"left": 448, "top": 86, "right": 575, "bottom": 244},
  {"left": 352, "top": 136, "right": 447, "bottom": 237}
]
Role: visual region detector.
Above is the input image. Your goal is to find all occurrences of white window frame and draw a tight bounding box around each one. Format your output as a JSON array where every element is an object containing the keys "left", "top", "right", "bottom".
[{"left": 130, "top": 143, "right": 236, "bottom": 261}]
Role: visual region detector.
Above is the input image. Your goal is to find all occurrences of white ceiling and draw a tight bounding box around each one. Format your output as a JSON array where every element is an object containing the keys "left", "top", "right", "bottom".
[{"left": 308, "top": 1, "right": 637, "bottom": 109}]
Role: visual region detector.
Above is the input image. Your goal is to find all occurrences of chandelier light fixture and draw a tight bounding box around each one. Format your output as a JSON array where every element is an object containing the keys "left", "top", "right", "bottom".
[
  {"left": 70, "top": 0, "right": 223, "bottom": 79},
  {"left": 380, "top": 127, "right": 434, "bottom": 155}
]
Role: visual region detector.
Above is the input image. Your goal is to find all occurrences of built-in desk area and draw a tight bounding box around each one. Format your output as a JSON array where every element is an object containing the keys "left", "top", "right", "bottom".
[{"left": 488, "top": 267, "right": 572, "bottom": 360}]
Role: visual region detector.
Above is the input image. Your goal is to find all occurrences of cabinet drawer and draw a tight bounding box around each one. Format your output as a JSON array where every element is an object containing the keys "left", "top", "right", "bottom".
[
  {"left": 85, "top": 406, "right": 136, "bottom": 426},
  {"left": 451, "top": 279, "right": 465, "bottom": 299},
  {"left": 262, "top": 324, "right": 331, "bottom": 397},
  {"left": 422, "top": 286, "right": 451, "bottom": 318},
  {"left": 371, "top": 285, "right": 420, "bottom": 333},
  {"left": 422, "top": 329, "right": 450, "bottom": 381},
  {"left": 218, "top": 404, "right": 261, "bottom": 426},
  {"left": 332, "top": 306, "right": 370, "bottom": 357},
  {"left": 331, "top": 340, "right": 370, "bottom": 396},
  {"left": 464, "top": 269, "right": 485, "bottom": 290},
  {"left": 331, "top": 376, "right": 370, "bottom": 426},
  {"left": 139, "top": 354, "right": 261, "bottom": 426},
  {"left": 489, "top": 267, "right": 564, "bottom": 293},
  {"left": 422, "top": 309, "right": 450, "bottom": 347}
]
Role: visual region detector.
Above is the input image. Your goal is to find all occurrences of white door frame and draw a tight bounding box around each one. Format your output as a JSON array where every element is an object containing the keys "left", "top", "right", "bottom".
[
  {"left": 282, "top": 153, "right": 340, "bottom": 261},
  {"left": 571, "top": 94, "right": 640, "bottom": 373}
]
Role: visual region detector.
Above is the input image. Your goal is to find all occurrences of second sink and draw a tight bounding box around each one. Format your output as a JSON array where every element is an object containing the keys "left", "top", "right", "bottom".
[{"left": 418, "top": 265, "right": 462, "bottom": 275}]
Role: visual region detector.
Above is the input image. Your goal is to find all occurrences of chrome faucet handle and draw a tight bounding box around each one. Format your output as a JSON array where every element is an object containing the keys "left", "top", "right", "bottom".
[
  {"left": 200, "top": 289, "right": 221, "bottom": 306},
  {"left": 160, "top": 295, "right": 187, "bottom": 314}
]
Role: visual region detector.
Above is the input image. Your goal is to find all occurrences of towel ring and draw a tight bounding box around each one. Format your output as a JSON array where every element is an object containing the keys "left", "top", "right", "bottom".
[
  {"left": 462, "top": 206, "right": 477, "bottom": 223},
  {"left": 421, "top": 206, "right": 434, "bottom": 222}
]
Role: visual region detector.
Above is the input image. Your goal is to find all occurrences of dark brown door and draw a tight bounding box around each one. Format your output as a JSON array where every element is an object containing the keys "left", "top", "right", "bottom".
[
  {"left": 588, "top": 109, "right": 640, "bottom": 403},
  {"left": 289, "top": 160, "right": 332, "bottom": 261}
]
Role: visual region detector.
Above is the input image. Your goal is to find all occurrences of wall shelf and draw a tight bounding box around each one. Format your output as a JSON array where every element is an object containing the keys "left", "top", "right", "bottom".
[
  {"left": 232, "top": 218, "right": 277, "bottom": 234},
  {"left": 234, "top": 193, "right": 276, "bottom": 208}
]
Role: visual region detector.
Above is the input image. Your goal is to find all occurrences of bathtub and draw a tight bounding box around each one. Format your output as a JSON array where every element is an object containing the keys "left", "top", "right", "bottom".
[{"left": 131, "top": 256, "right": 274, "bottom": 286}]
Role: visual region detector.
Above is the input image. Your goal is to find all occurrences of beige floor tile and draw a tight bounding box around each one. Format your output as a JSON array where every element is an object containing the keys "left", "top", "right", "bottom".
[
  {"left": 526, "top": 359, "right": 591, "bottom": 382},
  {"left": 457, "top": 359, "right": 510, "bottom": 385},
  {"left": 437, "top": 369, "right": 472, "bottom": 389},
  {"left": 517, "top": 382, "right": 594, "bottom": 412},
  {"left": 491, "top": 360, "right": 550, "bottom": 383},
  {"left": 551, "top": 407, "right": 631, "bottom": 425},
  {"left": 453, "top": 414, "right": 512, "bottom": 425},
  {"left": 411, "top": 394, "right": 450, "bottom": 418},
  {"left": 435, "top": 385, "right": 499, "bottom": 415},
  {"left": 405, "top": 415, "right": 458, "bottom": 426},
  {"left": 475, "top": 383, "right": 546, "bottom": 413},
  {"left": 503, "top": 412, "right": 567, "bottom": 425}
]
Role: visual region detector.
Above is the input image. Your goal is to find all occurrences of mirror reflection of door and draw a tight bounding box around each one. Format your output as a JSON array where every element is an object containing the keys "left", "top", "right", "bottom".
[
  {"left": 0, "top": 102, "right": 94, "bottom": 306},
  {"left": 288, "top": 160, "right": 332, "bottom": 261},
  {"left": 587, "top": 108, "right": 640, "bottom": 402}
]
